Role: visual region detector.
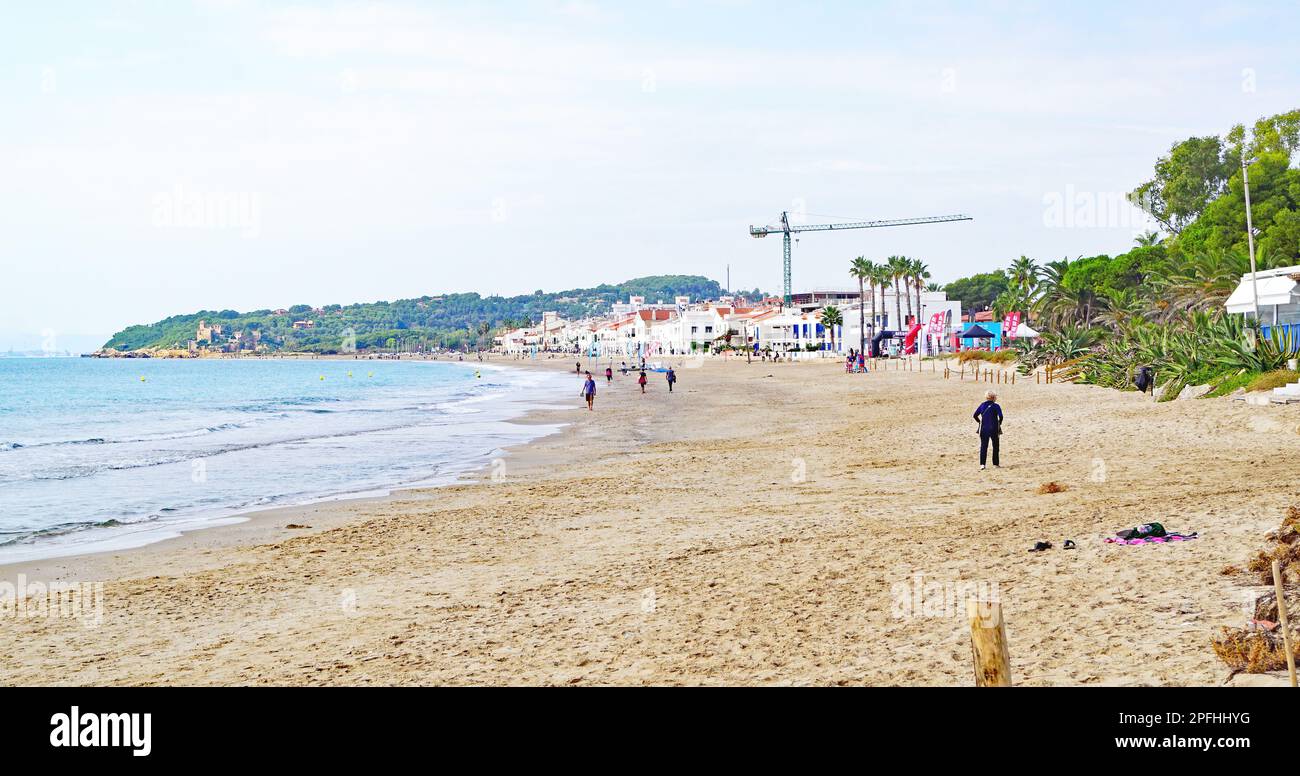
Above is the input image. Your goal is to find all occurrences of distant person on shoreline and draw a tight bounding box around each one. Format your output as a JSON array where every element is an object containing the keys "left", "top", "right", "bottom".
[
  {"left": 581, "top": 371, "right": 596, "bottom": 410},
  {"left": 576, "top": 362, "right": 582, "bottom": 374},
  {"left": 973, "top": 390, "right": 1004, "bottom": 470},
  {"left": 638, "top": 370, "right": 647, "bottom": 393},
  {"left": 666, "top": 367, "right": 676, "bottom": 392},
  {"left": 605, "top": 366, "right": 613, "bottom": 383}
]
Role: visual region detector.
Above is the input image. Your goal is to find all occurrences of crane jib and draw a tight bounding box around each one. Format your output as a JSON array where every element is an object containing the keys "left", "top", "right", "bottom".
[{"left": 747, "top": 212, "right": 973, "bottom": 305}]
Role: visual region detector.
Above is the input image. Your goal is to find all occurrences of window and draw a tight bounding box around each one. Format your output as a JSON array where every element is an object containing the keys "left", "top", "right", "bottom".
[
  {"left": 705, "top": 326, "right": 713, "bottom": 334},
  {"left": 691, "top": 326, "right": 698, "bottom": 334}
]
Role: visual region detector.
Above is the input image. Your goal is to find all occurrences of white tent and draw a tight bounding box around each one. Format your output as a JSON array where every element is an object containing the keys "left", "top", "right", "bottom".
[{"left": 1014, "top": 322, "right": 1041, "bottom": 338}]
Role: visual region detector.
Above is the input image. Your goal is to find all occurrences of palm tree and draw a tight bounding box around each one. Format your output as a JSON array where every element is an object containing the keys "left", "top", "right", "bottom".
[
  {"left": 911, "top": 259, "right": 931, "bottom": 325},
  {"left": 1032, "top": 256, "right": 1074, "bottom": 325},
  {"left": 849, "top": 257, "right": 876, "bottom": 356},
  {"left": 871, "top": 264, "right": 892, "bottom": 333},
  {"left": 1096, "top": 288, "right": 1146, "bottom": 331},
  {"left": 821, "top": 306, "right": 843, "bottom": 352},
  {"left": 926, "top": 282, "right": 942, "bottom": 292},
  {"left": 1134, "top": 231, "right": 1161, "bottom": 248},
  {"left": 886, "top": 256, "right": 908, "bottom": 329},
  {"left": 1008, "top": 256, "right": 1039, "bottom": 296}
]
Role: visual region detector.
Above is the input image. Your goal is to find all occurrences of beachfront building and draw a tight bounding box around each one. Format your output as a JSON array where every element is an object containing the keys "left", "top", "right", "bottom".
[
  {"left": 748, "top": 308, "right": 841, "bottom": 354},
  {"left": 498, "top": 326, "right": 541, "bottom": 354},
  {"left": 1225, "top": 265, "right": 1300, "bottom": 335}
]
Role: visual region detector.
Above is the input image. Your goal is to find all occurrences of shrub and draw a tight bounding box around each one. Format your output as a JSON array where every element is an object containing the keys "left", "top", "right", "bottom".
[
  {"left": 1204, "top": 370, "right": 1260, "bottom": 398},
  {"left": 1246, "top": 369, "right": 1300, "bottom": 393},
  {"left": 958, "top": 350, "right": 1016, "bottom": 365}
]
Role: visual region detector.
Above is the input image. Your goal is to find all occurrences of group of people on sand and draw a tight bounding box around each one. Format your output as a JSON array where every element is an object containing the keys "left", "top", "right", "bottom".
[
  {"left": 844, "top": 349, "right": 869, "bottom": 374},
  {"left": 576, "top": 361, "right": 676, "bottom": 410}
]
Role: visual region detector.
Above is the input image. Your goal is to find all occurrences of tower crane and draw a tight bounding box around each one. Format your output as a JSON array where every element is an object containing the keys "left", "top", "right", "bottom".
[{"left": 749, "top": 212, "right": 973, "bottom": 304}]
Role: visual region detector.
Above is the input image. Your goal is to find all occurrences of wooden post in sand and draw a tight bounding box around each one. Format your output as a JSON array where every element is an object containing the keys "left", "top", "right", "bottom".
[
  {"left": 968, "top": 599, "right": 1012, "bottom": 687},
  {"left": 1272, "top": 560, "right": 1298, "bottom": 687}
]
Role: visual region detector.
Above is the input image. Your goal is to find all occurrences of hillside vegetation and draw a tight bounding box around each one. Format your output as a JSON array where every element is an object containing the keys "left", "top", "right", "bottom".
[{"left": 104, "top": 275, "right": 743, "bottom": 353}]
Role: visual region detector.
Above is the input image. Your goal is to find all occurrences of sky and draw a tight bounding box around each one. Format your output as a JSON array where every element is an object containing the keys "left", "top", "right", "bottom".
[{"left": 2, "top": 0, "right": 1299, "bottom": 350}]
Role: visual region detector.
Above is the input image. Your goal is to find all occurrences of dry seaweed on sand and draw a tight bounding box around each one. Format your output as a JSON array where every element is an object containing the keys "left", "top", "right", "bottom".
[
  {"left": 1036, "top": 481, "right": 1068, "bottom": 495},
  {"left": 1245, "top": 543, "right": 1300, "bottom": 586},
  {"left": 1223, "top": 504, "right": 1300, "bottom": 585},
  {"left": 1212, "top": 625, "right": 1299, "bottom": 673}
]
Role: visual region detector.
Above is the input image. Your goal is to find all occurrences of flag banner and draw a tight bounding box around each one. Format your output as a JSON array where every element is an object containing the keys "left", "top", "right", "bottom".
[
  {"left": 1003, "top": 312, "right": 1021, "bottom": 340},
  {"left": 927, "top": 311, "right": 946, "bottom": 335}
]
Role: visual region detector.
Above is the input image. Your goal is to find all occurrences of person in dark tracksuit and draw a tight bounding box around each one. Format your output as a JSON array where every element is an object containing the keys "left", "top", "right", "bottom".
[{"left": 973, "top": 390, "right": 1003, "bottom": 470}]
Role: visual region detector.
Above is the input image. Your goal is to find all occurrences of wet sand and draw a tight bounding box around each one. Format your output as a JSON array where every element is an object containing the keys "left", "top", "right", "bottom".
[{"left": 2, "top": 356, "right": 1296, "bottom": 686}]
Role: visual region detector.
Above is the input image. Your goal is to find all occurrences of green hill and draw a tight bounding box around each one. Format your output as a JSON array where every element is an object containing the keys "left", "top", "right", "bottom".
[{"left": 104, "top": 275, "right": 751, "bottom": 353}]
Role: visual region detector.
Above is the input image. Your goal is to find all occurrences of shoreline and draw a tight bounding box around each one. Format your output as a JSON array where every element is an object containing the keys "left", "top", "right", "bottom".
[
  {"left": 4, "top": 357, "right": 1298, "bottom": 685},
  {"left": 0, "top": 357, "right": 579, "bottom": 579}
]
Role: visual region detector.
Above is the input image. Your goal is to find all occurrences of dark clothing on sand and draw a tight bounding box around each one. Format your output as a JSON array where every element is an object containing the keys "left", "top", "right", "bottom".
[
  {"left": 979, "top": 434, "right": 1000, "bottom": 467},
  {"left": 974, "top": 400, "right": 1003, "bottom": 466},
  {"left": 973, "top": 401, "right": 1003, "bottom": 437}
]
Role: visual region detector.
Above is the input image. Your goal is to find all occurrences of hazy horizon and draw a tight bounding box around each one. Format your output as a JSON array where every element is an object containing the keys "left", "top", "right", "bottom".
[{"left": 4, "top": 1, "right": 1299, "bottom": 349}]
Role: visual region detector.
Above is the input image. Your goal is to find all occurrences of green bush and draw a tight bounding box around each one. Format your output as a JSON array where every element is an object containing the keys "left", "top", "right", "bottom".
[{"left": 1247, "top": 369, "right": 1300, "bottom": 393}]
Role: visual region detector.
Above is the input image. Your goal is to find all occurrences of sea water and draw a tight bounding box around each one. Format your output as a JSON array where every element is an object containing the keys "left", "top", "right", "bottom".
[{"left": 0, "top": 358, "right": 572, "bottom": 562}]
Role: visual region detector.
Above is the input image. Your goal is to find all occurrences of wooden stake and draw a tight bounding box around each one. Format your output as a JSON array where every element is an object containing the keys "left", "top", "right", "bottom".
[
  {"left": 1273, "top": 560, "right": 1298, "bottom": 688},
  {"left": 968, "top": 599, "right": 1012, "bottom": 687}
]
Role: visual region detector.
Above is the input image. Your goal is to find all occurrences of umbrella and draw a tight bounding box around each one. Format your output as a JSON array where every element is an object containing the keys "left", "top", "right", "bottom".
[{"left": 960, "top": 324, "right": 997, "bottom": 339}]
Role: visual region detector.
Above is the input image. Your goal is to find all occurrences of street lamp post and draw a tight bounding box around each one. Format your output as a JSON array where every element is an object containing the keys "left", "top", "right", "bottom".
[{"left": 1243, "top": 155, "right": 1261, "bottom": 322}]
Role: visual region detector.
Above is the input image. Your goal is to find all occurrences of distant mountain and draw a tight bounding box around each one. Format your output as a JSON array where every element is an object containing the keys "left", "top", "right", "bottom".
[{"left": 103, "top": 275, "right": 754, "bottom": 353}]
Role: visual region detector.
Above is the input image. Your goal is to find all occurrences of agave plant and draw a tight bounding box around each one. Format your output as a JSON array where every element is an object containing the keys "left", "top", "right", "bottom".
[{"left": 1039, "top": 324, "right": 1102, "bottom": 363}]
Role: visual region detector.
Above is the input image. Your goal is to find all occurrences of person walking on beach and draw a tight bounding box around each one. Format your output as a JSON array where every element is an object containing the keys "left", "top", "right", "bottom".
[
  {"left": 605, "top": 366, "right": 613, "bottom": 383},
  {"left": 581, "top": 371, "right": 597, "bottom": 410},
  {"left": 666, "top": 367, "right": 676, "bottom": 392},
  {"left": 973, "top": 390, "right": 1003, "bottom": 470},
  {"left": 575, "top": 361, "right": 582, "bottom": 374},
  {"left": 638, "top": 370, "right": 648, "bottom": 394}
]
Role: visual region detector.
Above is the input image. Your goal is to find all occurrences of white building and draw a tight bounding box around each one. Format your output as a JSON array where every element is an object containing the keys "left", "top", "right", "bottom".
[{"left": 1225, "top": 265, "right": 1300, "bottom": 329}]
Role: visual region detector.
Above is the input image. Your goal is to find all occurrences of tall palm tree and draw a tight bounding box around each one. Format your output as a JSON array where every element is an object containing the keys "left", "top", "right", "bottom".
[
  {"left": 849, "top": 257, "right": 876, "bottom": 355},
  {"left": 871, "top": 264, "right": 892, "bottom": 333},
  {"left": 911, "top": 259, "right": 931, "bottom": 325},
  {"left": 1008, "top": 256, "right": 1040, "bottom": 296},
  {"left": 886, "top": 256, "right": 908, "bottom": 329}
]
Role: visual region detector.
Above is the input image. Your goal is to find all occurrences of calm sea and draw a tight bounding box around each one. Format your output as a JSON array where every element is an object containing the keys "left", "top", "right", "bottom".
[{"left": 0, "top": 358, "right": 571, "bottom": 562}]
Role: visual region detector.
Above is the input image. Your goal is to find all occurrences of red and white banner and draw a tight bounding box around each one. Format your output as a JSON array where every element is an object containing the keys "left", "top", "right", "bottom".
[
  {"left": 1002, "top": 312, "right": 1021, "bottom": 340},
  {"left": 927, "top": 311, "right": 946, "bottom": 336}
]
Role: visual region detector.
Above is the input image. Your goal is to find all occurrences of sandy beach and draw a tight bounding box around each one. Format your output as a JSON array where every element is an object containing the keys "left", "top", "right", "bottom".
[{"left": 2, "top": 357, "right": 1296, "bottom": 686}]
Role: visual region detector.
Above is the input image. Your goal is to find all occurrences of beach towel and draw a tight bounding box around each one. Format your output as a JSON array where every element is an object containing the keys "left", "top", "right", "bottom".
[
  {"left": 1107, "top": 527, "right": 1196, "bottom": 545},
  {"left": 1107, "top": 532, "right": 1196, "bottom": 545}
]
